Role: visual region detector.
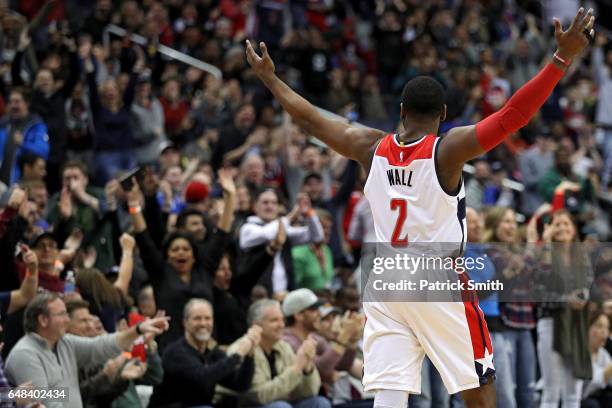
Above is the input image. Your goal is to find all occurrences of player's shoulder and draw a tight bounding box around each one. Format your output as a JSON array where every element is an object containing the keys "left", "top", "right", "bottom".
[
  {"left": 345, "top": 126, "right": 387, "bottom": 167},
  {"left": 345, "top": 126, "right": 387, "bottom": 145}
]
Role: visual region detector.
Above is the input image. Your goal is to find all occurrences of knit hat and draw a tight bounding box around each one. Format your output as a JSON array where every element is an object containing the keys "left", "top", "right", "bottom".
[{"left": 185, "top": 180, "right": 209, "bottom": 203}]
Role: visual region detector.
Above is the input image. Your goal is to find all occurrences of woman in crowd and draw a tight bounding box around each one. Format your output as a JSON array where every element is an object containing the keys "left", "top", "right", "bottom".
[
  {"left": 582, "top": 310, "right": 612, "bottom": 407},
  {"left": 74, "top": 232, "right": 135, "bottom": 333},
  {"left": 484, "top": 206, "right": 537, "bottom": 408},
  {"left": 213, "top": 220, "right": 285, "bottom": 344},
  {"left": 127, "top": 182, "right": 214, "bottom": 350},
  {"left": 537, "top": 209, "right": 594, "bottom": 408}
]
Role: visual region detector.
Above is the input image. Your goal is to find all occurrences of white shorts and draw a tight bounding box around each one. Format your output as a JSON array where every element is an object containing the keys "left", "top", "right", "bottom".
[{"left": 362, "top": 300, "right": 495, "bottom": 395}]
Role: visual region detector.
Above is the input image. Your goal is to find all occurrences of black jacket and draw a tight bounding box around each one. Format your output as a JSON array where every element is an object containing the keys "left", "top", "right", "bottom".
[
  {"left": 135, "top": 229, "right": 214, "bottom": 351},
  {"left": 150, "top": 337, "right": 254, "bottom": 407},
  {"left": 213, "top": 244, "right": 274, "bottom": 344}
]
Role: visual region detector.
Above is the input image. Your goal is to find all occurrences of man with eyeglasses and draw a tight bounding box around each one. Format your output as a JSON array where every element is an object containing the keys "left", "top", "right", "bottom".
[{"left": 4, "top": 293, "right": 169, "bottom": 408}]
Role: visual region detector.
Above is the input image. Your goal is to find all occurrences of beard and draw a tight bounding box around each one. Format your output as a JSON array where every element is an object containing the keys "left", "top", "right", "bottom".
[{"left": 193, "top": 328, "right": 211, "bottom": 342}]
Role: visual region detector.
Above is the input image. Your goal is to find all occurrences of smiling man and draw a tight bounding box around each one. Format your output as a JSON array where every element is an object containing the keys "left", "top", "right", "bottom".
[
  {"left": 4, "top": 293, "right": 169, "bottom": 408},
  {"left": 150, "top": 298, "right": 259, "bottom": 407}
]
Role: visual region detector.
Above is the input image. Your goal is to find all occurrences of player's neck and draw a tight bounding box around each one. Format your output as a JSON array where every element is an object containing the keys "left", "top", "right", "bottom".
[{"left": 398, "top": 123, "right": 437, "bottom": 143}]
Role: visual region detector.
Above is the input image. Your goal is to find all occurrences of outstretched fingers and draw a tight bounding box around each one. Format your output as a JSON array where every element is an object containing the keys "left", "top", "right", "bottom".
[
  {"left": 578, "top": 8, "right": 594, "bottom": 31},
  {"left": 260, "top": 42, "right": 270, "bottom": 60},
  {"left": 570, "top": 7, "right": 585, "bottom": 31},
  {"left": 585, "top": 14, "right": 595, "bottom": 32},
  {"left": 553, "top": 18, "right": 563, "bottom": 39},
  {"left": 245, "top": 40, "right": 261, "bottom": 63}
]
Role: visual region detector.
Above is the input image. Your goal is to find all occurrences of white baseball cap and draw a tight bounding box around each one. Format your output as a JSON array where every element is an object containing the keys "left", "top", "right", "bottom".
[{"left": 282, "top": 288, "right": 324, "bottom": 317}]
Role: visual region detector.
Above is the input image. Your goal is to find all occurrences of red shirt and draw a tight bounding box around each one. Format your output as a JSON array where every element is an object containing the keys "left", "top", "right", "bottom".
[{"left": 159, "top": 97, "right": 189, "bottom": 134}]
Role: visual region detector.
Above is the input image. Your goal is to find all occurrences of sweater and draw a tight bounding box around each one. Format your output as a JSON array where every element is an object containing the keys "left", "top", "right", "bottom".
[
  {"left": 87, "top": 71, "right": 136, "bottom": 151},
  {"left": 5, "top": 333, "right": 122, "bottom": 408}
]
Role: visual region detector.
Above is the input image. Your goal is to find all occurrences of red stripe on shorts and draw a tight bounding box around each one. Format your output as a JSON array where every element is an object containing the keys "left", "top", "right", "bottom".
[{"left": 459, "top": 273, "right": 492, "bottom": 359}]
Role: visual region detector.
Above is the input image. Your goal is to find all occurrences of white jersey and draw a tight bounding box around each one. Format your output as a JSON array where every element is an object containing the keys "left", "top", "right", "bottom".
[
  {"left": 363, "top": 133, "right": 466, "bottom": 249},
  {"left": 361, "top": 134, "right": 494, "bottom": 395}
]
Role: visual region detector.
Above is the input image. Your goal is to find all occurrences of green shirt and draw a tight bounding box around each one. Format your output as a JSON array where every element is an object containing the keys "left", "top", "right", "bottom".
[
  {"left": 291, "top": 244, "right": 334, "bottom": 290},
  {"left": 47, "top": 186, "right": 115, "bottom": 272}
]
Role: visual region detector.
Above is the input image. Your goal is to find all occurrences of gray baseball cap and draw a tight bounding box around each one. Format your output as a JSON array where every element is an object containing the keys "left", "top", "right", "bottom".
[{"left": 282, "top": 288, "right": 324, "bottom": 317}]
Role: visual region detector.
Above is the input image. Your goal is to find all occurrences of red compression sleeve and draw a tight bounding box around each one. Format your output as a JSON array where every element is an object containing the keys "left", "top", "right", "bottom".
[{"left": 475, "top": 63, "right": 564, "bottom": 151}]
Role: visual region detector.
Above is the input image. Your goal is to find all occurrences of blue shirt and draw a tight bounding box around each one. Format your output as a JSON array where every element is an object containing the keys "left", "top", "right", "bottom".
[
  {"left": 464, "top": 243, "right": 500, "bottom": 317},
  {"left": 0, "top": 115, "right": 50, "bottom": 184}
]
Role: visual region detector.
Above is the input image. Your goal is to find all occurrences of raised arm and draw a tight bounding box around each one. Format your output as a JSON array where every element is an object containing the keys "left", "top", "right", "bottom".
[
  {"left": 246, "top": 40, "right": 384, "bottom": 168},
  {"left": 437, "top": 8, "right": 595, "bottom": 189},
  {"left": 217, "top": 168, "right": 237, "bottom": 233},
  {"left": 8, "top": 245, "right": 38, "bottom": 314},
  {"left": 114, "top": 233, "right": 135, "bottom": 297}
]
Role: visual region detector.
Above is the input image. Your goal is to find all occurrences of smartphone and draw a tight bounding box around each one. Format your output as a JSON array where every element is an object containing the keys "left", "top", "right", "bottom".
[{"left": 119, "top": 167, "right": 143, "bottom": 191}]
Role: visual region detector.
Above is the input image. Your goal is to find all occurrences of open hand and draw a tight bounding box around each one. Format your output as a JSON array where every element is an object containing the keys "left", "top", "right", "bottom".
[
  {"left": 218, "top": 168, "right": 236, "bottom": 196},
  {"left": 554, "top": 7, "right": 595, "bottom": 61},
  {"left": 245, "top": 40, "right": 275, "bottom": 80}
]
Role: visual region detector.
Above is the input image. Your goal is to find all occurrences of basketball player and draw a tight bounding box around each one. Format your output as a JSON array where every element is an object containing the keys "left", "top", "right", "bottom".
[{"left": 246, "top": 8, "right": 595, "bottom": 408}]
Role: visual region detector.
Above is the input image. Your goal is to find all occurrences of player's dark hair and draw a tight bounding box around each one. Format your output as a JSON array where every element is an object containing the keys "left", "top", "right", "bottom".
[{"left": 400, "top": 76, "right": 445, "bottom": 118}]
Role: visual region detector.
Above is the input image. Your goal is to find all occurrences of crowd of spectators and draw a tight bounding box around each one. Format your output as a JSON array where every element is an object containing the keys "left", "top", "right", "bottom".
[{"left": 0, "top": 0, "right": 611, "bottom": 407}]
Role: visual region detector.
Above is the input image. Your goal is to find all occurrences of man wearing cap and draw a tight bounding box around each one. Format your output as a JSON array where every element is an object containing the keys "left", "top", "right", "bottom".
[
  {"left": 299, "top": 160, "right": 359, "bottom": 268},
  {"left": 158, "top": 142, "right": 181, "bottom": 172},
  {"left": 2, "top": 230, "right": 83, "bottom": 359},
  {"left": 29, "top": 231, "right": 67, "bottom": 293},
  {"left": 176, "top": 168, "right": 236, "bottom": 274},
  {"left": 242, "top": 299, "right": 330, "bottom": 408},
  {"left": 282, "top": 289, "right": 362, "bottom": 390}
]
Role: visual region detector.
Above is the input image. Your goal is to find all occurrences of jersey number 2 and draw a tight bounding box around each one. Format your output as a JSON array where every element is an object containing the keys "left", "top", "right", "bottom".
[{"left": 390, "top": 198, "right": 408, "bottom": 247}]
